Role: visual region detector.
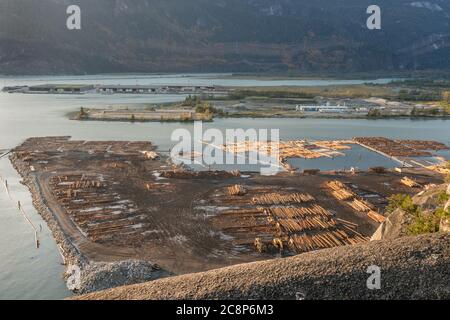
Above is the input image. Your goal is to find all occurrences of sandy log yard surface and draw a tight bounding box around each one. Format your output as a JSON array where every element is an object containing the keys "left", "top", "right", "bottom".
[{"left": 9, "top": 136, "right": 444, "bottom": 293}]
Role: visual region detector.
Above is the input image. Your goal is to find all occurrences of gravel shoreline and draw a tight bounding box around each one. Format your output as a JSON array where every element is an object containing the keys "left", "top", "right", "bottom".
[{"left": 9, "top": 153, "right": 168, "bottom": 294}]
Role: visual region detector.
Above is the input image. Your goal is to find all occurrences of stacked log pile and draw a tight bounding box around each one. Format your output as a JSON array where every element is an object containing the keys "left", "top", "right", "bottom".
[
  {"left": 326, "top": 181, "right": 356, "bottom": 201},
  {"left": 349, "top": 198, "right": 374, "bottom": 212},
  {"left": 220, "top": 140, "right": 351, "bottom": 167},
  {"left": 367, "top": 211, "right": 386, "bottom": 223},
  {"left": 397, "top": 140, "right": 448, "bottom": 151},
  {"left": 276, "top": 217, "right": 337, "bottom": 233},
  {"left": 264, "top": 205, "right": 332, "bottom": 219},
  {"left": 160, "top": 170, "right": 238, "bottom": 179},
  {"left": 49, "top": 174, "right": 144, "bottom": 243},
  {"left": 252, "top": 193, "right": 314, "bottom": 205},
  {"left": 325, "top": 180, "right": 385, "bottom": 224},
  {"left": 289, "top": 230, "right": 368, "bottom": 252},
  {"left": 401, "top": 176, "right": 422, "bottom": 188},
  {"left": 353, "top": 137, "right": 433, "bottom": 157},
  {"left": 331, "top": 189, "right": 355, "bottom": 201},
  {"left": 227, "top": 185, "right": 247, "bottom": 196},
  {"left": 208, "top": 183, "right": 371, "bottom": 255}
]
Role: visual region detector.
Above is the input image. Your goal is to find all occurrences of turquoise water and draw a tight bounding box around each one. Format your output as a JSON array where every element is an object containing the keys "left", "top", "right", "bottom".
[{"left": 0, "top": 74, "right": 448, "bottom": 300}]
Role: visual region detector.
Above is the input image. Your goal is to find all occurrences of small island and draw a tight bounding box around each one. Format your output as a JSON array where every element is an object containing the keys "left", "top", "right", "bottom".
[{"left": 72, "top": 96, "right": 217, "bottom": 122}]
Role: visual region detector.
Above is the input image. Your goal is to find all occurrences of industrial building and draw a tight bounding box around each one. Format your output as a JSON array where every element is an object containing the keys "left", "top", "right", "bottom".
[
  {"left": 296, "top": 103, "right": 349, "bottom": 113},
  {"left": 27, "top": 84, "right": 96, "bottom": 94}
]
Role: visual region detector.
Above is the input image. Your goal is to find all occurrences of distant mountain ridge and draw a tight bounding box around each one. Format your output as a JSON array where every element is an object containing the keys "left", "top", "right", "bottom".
[{"left": 1, "top": 0, "right": 450, "bottom": 74}]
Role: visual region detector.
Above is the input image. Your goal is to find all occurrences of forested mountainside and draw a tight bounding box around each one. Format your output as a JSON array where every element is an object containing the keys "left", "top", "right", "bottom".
[{"left": 1, "top": 0, "right": 450, "bottom": 74}]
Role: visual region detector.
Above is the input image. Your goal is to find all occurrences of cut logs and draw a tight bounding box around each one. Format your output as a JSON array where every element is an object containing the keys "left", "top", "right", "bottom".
[
  {"left": 49, "top": 174, "right": 143, "bottom": 243},
  {"left": 367, "top": 211, "right": 386, "bottom": 223},
  {"left": 326, "top": 181, "right": 356, "bottom": 201},
  {"left": 265, "top": 205, "right": 332, "bottom": 219},
  {"left": 401, "top": 176, "right": 422, "bottom": 188},
  {"left": 209, "top": 184, "right": 371, "bottom": 256},
  {"left": 325, "top": 180, "right": 385, "bottom": 224},
  {"left": 289, "top": 231, "right": 368, "bottom": 253},
  {"left": 228, "top": 185, "right": 247, "bottom": 196},
  {"left": 349, "top": 198, "right": 374, "bottom": 213},
  {"left": 252, "top": 193, "right": 315, "bottom": 205}
]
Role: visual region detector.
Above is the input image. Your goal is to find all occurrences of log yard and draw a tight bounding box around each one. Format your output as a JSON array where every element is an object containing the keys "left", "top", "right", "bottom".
[
  {"left": 7, "top": 135, "right": 447, "bottom": 294},
  {"left": 3, "top": 0, "right": 450, "bottom": 304}
]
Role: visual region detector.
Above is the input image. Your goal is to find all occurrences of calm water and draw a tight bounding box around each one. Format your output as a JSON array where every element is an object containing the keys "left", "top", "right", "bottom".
[
  {"left": 0, "top": 73, "right": 396, "bottom": 88},
  {"left": 0, "top": 74, "right": 448, "bottom": 300},
  {"left": 288, "top": 145, "right": 400, "bottom": 172}
]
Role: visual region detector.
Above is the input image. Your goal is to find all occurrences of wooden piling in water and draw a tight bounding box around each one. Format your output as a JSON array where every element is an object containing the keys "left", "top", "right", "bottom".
[
  {"left": 18, "top": 201, "right": 40, "bottom": 249},
  {"left": 58, "top": 245, "right": 67, "bottom": 265},
  {"left": 3, "top": 179, "right": 12, "bottom": 200}
]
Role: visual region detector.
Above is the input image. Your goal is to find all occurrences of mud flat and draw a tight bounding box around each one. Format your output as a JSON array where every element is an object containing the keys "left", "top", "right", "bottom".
[{"left": 9, "top": 137, "right": 444, "bottom": 294}]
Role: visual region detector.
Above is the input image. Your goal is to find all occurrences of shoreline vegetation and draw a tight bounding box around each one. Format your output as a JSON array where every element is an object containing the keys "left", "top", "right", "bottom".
[
  {"left": 70, "top": 84, "right": 450, "bottom": 122},
  {"left": 70, "top": 109, "right": 450, "bottom": 123}
]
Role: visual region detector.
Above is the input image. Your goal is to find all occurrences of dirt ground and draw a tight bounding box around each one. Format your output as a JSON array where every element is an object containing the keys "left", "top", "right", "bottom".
[{"left": 11, "top": 137, "right": 444, "bottom": 276}]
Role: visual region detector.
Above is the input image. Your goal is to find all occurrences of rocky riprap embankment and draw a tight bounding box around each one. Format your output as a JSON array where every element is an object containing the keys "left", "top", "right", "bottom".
[
  {"left": 77, "top": 261, "right": 170, "bottom": 294},
  {"left": 9, "top": 153, "right": 84, "bottom": 268},
  {"left": 9, "top": 152, "right": 168, "bottom": 294},
  {"left": 73, "top": 233, "right": 450, "bottom": 300},
  {"left": 372, "top": 183, "right": 450, "bottom": 240}
]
